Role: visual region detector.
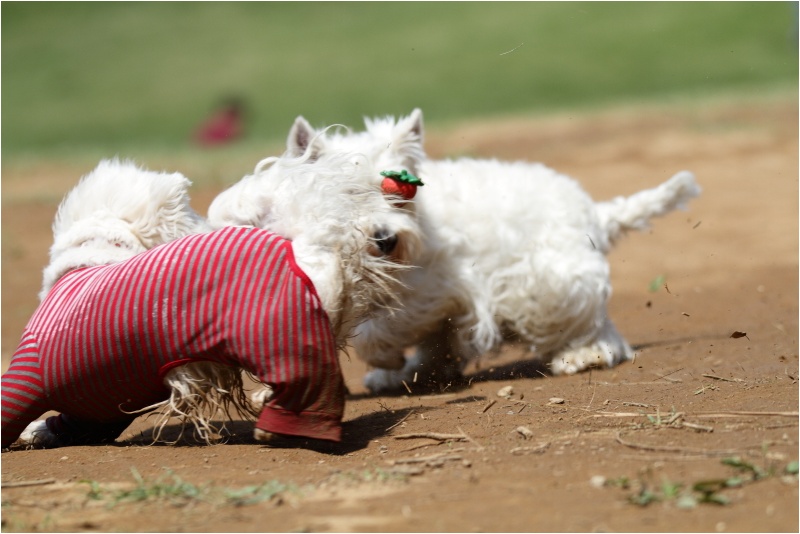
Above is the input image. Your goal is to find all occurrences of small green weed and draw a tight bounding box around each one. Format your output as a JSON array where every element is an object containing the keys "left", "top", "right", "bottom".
[
  {"left": 628, "top": 407, "right": 683, "bottom": 429},
  {"left": 648, "top": 275, "right": 667, "bottom": 293},
  {"left": 81, "top": 468, "right": 296, "bottom": 509},
  {"left": 785, "top": 461, "right": 799, "bottom": 475},
  {"left": 605, "top": 476, "right": 631, "bottom": 489},
  {"left": 223, "top": 480, "right": 294, "bottom": 507},
  {"left": 721, "top": 456, "right": 767, "bottom": 480},
  {"left": 82, "top": 479, "right": 104, "bottom": 501},
  {"left": 612, "top": 456, "right": 798, "bottom": 508},
  {"left": 112, "top": 468, "right": 206, "bottom": 506}
]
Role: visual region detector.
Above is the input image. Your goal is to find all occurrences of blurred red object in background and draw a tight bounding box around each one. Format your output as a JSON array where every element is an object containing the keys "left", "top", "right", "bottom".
[{"left": 194, "top": 97, "right": 245, "bottom": 146}]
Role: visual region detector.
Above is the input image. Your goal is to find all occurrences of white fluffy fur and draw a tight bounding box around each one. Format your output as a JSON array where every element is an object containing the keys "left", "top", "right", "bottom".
[
  {"left": 225, "top": 109, "right": 702, "bottom": 393},
  {"left": 207, "top": 150, "right": 423, "bottom": 342},
  {"left": 40, "top": 159, "right": 210, "bottom": 299}
]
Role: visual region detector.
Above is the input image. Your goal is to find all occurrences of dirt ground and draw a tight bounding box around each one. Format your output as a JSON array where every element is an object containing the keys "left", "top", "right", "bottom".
[{"left": 1, "top": 95, "right": 798, "bottom": 532}]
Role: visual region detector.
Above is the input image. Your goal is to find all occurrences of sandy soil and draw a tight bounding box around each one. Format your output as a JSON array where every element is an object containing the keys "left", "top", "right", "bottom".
[{"left": 1, "top": 95, "right": 798, "bottom": 532}]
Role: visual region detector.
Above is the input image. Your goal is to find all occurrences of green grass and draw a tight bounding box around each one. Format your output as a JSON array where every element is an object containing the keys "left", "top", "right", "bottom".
[
  {"left": 82, "top": 467, "right": 295, "bottom": 508},
  {"left": 609, "top": 455, "right": 800, "bottom": 509},
  {"left": 2, "top": 2, "right": 797, "bottom": 160}
]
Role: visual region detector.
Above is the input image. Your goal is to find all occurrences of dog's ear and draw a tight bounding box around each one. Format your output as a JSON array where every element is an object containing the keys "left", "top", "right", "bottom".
[
  {"left": 389, "top": 108, "right": 425, "bottom": 175},
  {"left": 287, "top": 116, "right": 324, "bottom": 161},
  {"left": 396, "top": 108, "right": 424, "bottom": 143}
]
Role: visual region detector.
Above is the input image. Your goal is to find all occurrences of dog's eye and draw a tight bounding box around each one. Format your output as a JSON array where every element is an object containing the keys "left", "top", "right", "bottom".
[{"left": 370, "top": 229, "right": 398, "bottom": 257}]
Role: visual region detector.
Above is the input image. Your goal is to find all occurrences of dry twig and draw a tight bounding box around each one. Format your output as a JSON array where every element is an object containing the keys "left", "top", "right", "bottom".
[
  {"left": 389, "top": 448, "right": 466, "bottom": 468},
  {"left": 2, "top": 478, "right": 57, "bottom": 488},
  {"left": 457, "top": 426, "right": 485, "bottom": 451},
  {"left": 399, "top": 440, "right": 445, "bottom": 453},
  {"left": 694, "top": 410, "right": 798, "bottom": 418},
  {"left": 390, "top": 452, "right": 465, "bottom": 466},
  {"left": 593, "top": 410, "right": 798, "bottom": 419},
  {"left": 386, "top": 410, "right": 415, "bottom": 432},
  {"left": 394, "top": 432, "right": 469, "bottom": 441},
  {"left": 702, "top": 373, "right": 744, "bottom": 383},
  {"left": 616, "top": 432, "right": 743, "bottom": 457},
  {"left": 510, "top": 442, "right": 550, "bottom": 455},
  {"left": 680, "top": 421, "right": 714, "bottom": 432}
]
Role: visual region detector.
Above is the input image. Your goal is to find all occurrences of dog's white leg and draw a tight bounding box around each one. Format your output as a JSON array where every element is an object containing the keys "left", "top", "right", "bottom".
[
  {"left": 249, "top": 384, "right": 274, "bottom": 409},
  {"left": 253, "top": 428, "right": 276, "bottom": 443},
  {"left": 548, "top": 318, "right": 633, "bottom": 375},
  {"left": 16, "top": 414, "right": 131, "bottom": 448},
  {"left": 364, "top": 321, "right": 466, "bottom": 393}
]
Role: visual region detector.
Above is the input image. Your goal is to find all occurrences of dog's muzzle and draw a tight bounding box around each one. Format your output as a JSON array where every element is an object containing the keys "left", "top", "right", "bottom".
[{"left": 371, "top": 229, "right": 398, "bottom": 257}]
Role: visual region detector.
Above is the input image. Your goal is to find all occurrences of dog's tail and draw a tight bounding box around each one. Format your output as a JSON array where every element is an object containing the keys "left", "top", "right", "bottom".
[
  {"left": 595, "top": 171, "right": 700, "bottom": 250},
  {"left": 40, "top": 159, "right": 210, "bottom": 299}
]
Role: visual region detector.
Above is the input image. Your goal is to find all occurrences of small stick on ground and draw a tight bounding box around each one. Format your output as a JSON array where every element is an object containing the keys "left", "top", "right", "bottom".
[
  {"left": 394, "top": 432, "right": 470, "bottom": 441},
  {"left": 694, "top": 410, "right": 799, "bottom": 418},
  {"left": 2, "top": 478, "right": 57, "bottom": 488},
  {"left": 457, "top": 426, "right": 484, "bottom": 451},
  {"left": 655, "top": 368, "right": 684, "bottom": 381},
  {"left": 616, "top": 432, "right": 743, "bottom": 457},
  {"left": 585, "top": 383, "right": 597, "bottom": 410},
  {"left": 664, "top": 411, "right": 684, "bottom": 425},
  {"left": 594, "top": 381, "right": 679, "bottom": 386},
  {"left": 395, "top": 428, "right": 483, "bottom": 450},
  {"left": 680, "top": 421, "right": 714, "bottom": 432},
  {"left": 386, "top": 410, "right": 415, "bottom": 432},
  {"left": 400, "top": 440, "right": 445, "bottom": 453},
  {"left": 389, "top": 449, "right": 466, "bottom": 466},
  {"left": 481, "top": 399, "right": 497, "bottom": 413},
  {"left": 702, "top": 374, "right": 744, "bottom": 383},
  {"left": 593, "top": 410, "right": 799, "bottom": 418},
  {"left": 510, "top": 442, "right": 550, "bottom": 455}
]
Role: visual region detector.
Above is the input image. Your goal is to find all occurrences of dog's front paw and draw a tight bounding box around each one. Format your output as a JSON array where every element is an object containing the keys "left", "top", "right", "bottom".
[
  {"left": 364, "top": 367, "right": 411, "bottom": 394},
  {"left": 18, "top": 420, "right": 61, "bottom": 449},
  {"left": 550, "top": 319, "right": 634, "bottom": 375},
  {"left": 364, "top": 350, "right": 464, "bottom": 394},
  {"left": 550, "top": 340, "right": 632, "bottom": 375},
  {"left": 253, "top": 428, "right": 276, "bottom": 443}
]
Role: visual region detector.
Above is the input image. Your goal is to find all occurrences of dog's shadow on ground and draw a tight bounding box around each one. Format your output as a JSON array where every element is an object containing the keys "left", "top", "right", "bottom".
[
  {"left": 120, "top": 335, "right": 719, "bottom": 454},
  {"left": 124, "top": 406, "right": 428, "bottom": 455},
  {"left": 348, "top": 333, "right": 730, "bottom": 400},
  {"left": 348, "top": 356, "right": 552, "bottom": 400}
]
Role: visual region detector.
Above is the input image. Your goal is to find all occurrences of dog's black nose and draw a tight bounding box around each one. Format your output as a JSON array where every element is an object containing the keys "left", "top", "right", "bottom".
[{"left": 373, "top": 229, "right": 398, "bottom": 256}]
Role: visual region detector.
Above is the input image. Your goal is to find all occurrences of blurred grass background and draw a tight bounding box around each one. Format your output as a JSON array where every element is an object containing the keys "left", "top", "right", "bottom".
[{"left": 2, "top": 2, "right": 797, "bottom": 166}]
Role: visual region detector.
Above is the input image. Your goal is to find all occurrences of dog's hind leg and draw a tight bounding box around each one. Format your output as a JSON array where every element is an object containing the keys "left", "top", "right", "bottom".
[
  {"left": 46, "top": 414, "right": 131, "bottom": 446},
  {"left": 2, "top": 335, "right": 51, "bottom": 448},
  {"left": 547, "top": 317, "right": 633, "bottom": 375},
  {"left": 17, "top": 414, "right": 132, "bottom": 449},
  {"left": 1, "top": 334, "right": 133, "bottom": 449},
  {"left": 2, "top": 386, "right": 49, "bottom": 449}
]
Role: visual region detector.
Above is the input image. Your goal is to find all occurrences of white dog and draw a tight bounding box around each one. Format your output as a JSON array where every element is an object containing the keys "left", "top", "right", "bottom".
[
  {"left": 9, "top": 154, "right": 417, "bottom": 448},
  {"left": 39, "top": 159, "right": 211, "bottom": 299},
  {"left": 211, "top": 110, "right": 701, "bottom": 394}
]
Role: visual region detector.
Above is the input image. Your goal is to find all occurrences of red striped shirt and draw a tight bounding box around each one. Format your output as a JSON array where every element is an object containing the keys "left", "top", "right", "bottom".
[{"left": 1, "top": 227, "right": 344, "bottom": 446}]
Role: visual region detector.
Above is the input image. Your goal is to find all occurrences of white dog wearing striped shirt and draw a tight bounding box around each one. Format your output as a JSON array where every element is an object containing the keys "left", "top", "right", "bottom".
[
  {"left": 210, "top": 109, "right": 701, "bottom": 394},
  {"left": 11, "top": 154, "right": 420, "bottom": 448}
]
